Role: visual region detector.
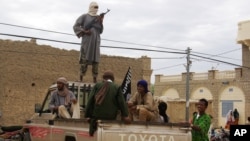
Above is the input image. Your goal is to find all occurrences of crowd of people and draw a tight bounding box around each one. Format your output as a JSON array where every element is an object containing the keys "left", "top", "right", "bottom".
[
  {"left": 49, "top": 1, "right": 171, "bottom": 137},
  {"left": 49, "top": 73, "right": 216, "bottom": 141},
  {"left": 49, "top": 72, "right": 169, "bottom": 135},
  {"left": 50, "top": 1, "right": 248, "bottom": 141}
]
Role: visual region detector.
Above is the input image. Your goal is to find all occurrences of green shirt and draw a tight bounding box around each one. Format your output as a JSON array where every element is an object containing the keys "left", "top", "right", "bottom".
[
  {"left": 192, "top": 113, "right": 211, "bottom": 141},
  {"left": 85, "top": 81, "right": 129, "bottom": 120}
]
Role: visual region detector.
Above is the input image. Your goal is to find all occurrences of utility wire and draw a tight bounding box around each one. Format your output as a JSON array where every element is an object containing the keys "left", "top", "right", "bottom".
[
  {"left": 0, "top": 33, "right": 79, "bottom": 45},
  {"left": 0, "top": 22, "right": 241, "bottom": 61},
  {"left": 150, "top": 57, "right": 185, "bottom": 59},
  {"left": 0, "top": 32, "right": 245, "bottom": 70},
  {"left": 192, "top": 48, "right": 241, "bottom": 61},
  {"left": 190, "top": 53, "right": 249, "bottom": 69},
  {"left": 0, "top": 33, "right": 186, "bottom": 55},
  {"left": 0, "top": 22, "right": 185, "bottom": 52},
  {"left": 215, "top": 48, "right": 241, "bottom": 56},
  {"left": 154, "top": 51, "right": 242, "bottom": 72},
  {"left": 0, "top": 22, "right": 74, "bottom": 36},
  {"left": 154, "top": 63, "right": 185, "bottom": 71},
  {"left": 190, "top": 57, "right": 237, "bottom": 71},
  {"left": 191, "top": 57, "right": 219, "bottom": 64},
  {"left": 191, "top": 57, "right": 222, "bottom": 70},
  {"left": 0, "top": 22, "right": 242, "bottom": 60},
  {"left": 0, "top": 49, "right": 186, "bottom": 61}
]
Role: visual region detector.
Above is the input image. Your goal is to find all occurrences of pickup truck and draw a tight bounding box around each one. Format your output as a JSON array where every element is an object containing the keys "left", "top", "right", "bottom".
[{"left": 22, "top": 81, "right": 192, "bottom": 141}]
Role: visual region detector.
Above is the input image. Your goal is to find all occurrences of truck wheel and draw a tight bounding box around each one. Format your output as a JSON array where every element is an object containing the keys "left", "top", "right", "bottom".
[
  {"left": 23, "top": 132, "right": 32, "bottom": 141},
  {"left": 65, "top": 136, "right": 76, "bottom": 141}
]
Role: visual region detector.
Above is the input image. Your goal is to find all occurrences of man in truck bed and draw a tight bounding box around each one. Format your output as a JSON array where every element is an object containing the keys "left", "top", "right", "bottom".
[
  {"left": 23, "top": 76, "right": 192, "bottom": 141},
  {"left": 127, "top": 80, "right": 158, "bottom": 121},
  {"left": 49, "top": 77, "right": 78, "bottom": 119},
  {"left": 85, "top": 70, "right": 131, "bottom": 136}
]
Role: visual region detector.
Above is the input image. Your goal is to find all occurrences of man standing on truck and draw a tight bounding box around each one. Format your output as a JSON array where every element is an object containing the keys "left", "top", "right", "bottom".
[
  {"left": 85, "top": 70, "right": 131, "bottom": 136},
  {"left": 73, "top": 1, "right": 105, "bottom": 83},
  {"left": 49, "top": 77, "right": 78, "bottom": 119}
]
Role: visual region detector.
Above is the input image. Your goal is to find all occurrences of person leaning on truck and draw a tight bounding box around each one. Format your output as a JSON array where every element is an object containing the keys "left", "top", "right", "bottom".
[
  {"left": 49, "top": 77, "right": 78, "bottom": 119},
  {"left": 189, "top": 98, "right": 211, "bottom": 141},
  {"left": 85, "top": 70, "right": 131, "bottom": 136},
  {"left": 127, "top": 80, "right": 158, "bottom": 121}
]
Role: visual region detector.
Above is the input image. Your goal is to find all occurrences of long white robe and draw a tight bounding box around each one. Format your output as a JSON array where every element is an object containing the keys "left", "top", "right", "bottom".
[{"left": 73, "top": 14, "right": 103, "bottom": 64}]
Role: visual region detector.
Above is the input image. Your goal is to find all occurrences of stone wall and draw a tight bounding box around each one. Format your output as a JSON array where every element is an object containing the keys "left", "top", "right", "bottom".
[
  {"left": 0, "top": 39, "right": 152, "bottom": 125},
  {"left": 154, "top": 44, "right": 250, "bottom": 127}
]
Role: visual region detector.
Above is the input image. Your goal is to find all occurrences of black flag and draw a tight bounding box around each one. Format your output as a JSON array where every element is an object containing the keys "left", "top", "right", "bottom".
[{"left": 121, "top": 67, "right": 132, "bottom": 101}]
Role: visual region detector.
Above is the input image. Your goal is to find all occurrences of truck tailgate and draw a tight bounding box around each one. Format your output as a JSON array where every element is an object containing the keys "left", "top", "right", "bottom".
[{"left": 97, "top": 121, "right": 191, "bottom": 141}]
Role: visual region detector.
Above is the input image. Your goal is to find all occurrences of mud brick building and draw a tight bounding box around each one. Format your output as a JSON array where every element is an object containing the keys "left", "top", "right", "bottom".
[{"left": 0, "top": 39, "right": 152, "bottom": 125}]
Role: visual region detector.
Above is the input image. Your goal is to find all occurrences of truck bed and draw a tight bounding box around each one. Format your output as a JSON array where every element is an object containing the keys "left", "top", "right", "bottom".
[{"left": 24, "top": 113, "right": 191, "bottom": 141}]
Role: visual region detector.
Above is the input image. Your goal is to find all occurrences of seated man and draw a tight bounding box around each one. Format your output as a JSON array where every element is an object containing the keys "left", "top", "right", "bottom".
[
  {"left": 49, "top": 77, "right": 79, "bottom": 119},
  {"left": 127, "top": 80, "right": 157, "bottom": 121}
]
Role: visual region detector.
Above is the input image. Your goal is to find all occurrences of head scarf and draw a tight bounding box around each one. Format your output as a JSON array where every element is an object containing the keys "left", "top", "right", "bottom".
[
  {"left": 57, "top": 77, "right": 68, "bottom": 85},
  {"left": 226, "top": 110, "right": 235, "bottom": 123},
  {"left": 88, "top": 1, "right": 99, "bottom": 16},
  {"left": 137, "top": 80, "right": 149, "bottom": 93},
  {"left": 57, "top": 77, "right": 70, "bottom": 105}
]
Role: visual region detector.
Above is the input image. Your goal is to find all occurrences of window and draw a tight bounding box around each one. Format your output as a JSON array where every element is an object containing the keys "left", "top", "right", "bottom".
[
  {"left": 229, "top": 88, "right": 233, "bottom": 92},
  {"left": 199, "top": 89, "right": 203, "bottom": 93},
  {"left": 222, "top": 101, "right": 233, "bottom": 117}
]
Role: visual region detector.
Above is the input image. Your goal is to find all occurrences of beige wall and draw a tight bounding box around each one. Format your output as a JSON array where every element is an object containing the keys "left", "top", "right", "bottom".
[
  {"left": 219, "top": 86, "right": 245, "bottom": 127},
  {"left": 155, "top": 57, "right": 250, "bottom": 127},
  {"left": 0, "top": 39, "right": 152, "bottom": 125},
  {"left": 156, "top": 19, "right": 250, "bottom": 126},
  {"left": 162, "top": 88, "right": 179, "bottom": 99},
  {"left": 191, "top": 87, "right": 213, "bottom": 100}
]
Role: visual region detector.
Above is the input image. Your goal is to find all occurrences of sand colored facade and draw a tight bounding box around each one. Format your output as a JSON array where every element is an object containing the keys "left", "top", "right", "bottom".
[
  {"left": 154, "top": 20, "right": 250, "bottom": 127},
  {"left": 0, "top": 39, "right": 152, "bottom": 125}
]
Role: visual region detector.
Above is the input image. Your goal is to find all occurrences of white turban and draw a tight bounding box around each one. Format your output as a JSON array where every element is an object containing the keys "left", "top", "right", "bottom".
[
  {"left": 57, "top": 77, "right": 68, "bottom": 85},
  {"left": 88, "top": 1, "right": 99, "bottom": 16}
]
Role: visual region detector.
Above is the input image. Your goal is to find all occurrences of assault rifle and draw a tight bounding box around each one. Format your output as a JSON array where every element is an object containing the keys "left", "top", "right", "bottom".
[
  {"left": 100, "top": 8, "right": 111, "bottom": 18},
  {"left": 84, "top": 9, "right": 110, "bottom": 30}
]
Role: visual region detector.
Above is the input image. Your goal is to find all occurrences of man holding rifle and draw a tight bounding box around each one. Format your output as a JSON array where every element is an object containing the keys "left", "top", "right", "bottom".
[{"left": 73, "top": 1, "right": 109, "bottom": 83}]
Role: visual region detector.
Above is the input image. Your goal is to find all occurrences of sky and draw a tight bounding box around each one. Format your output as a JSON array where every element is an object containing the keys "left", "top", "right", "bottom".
[{"left": 1, "top": 0, "right": 250, "bottom": 83}]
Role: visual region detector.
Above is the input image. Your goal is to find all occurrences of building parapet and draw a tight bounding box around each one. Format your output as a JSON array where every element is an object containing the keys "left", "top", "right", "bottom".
[
  {"left": 214, "top": 70, "right": 235, "bottom": 79},
  {"left": 159, "top": 74, "right": 182, "bottom": 82},
  {"left": 156, "top": 69, "right": 239, "bottom": 83},
  {"left": 192, "top": 72, "right": 208, "bottom": 80}
]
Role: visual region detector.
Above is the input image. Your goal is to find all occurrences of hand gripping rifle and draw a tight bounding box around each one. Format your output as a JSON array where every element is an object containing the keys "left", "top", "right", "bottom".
[{"left": 84, "top": 9, "right": 110, "bottom": 30}]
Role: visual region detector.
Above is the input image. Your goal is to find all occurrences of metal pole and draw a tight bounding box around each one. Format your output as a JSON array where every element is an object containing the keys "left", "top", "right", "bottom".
[{"left": 185, "top": 47, "right": 191, "bottom": 121}]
